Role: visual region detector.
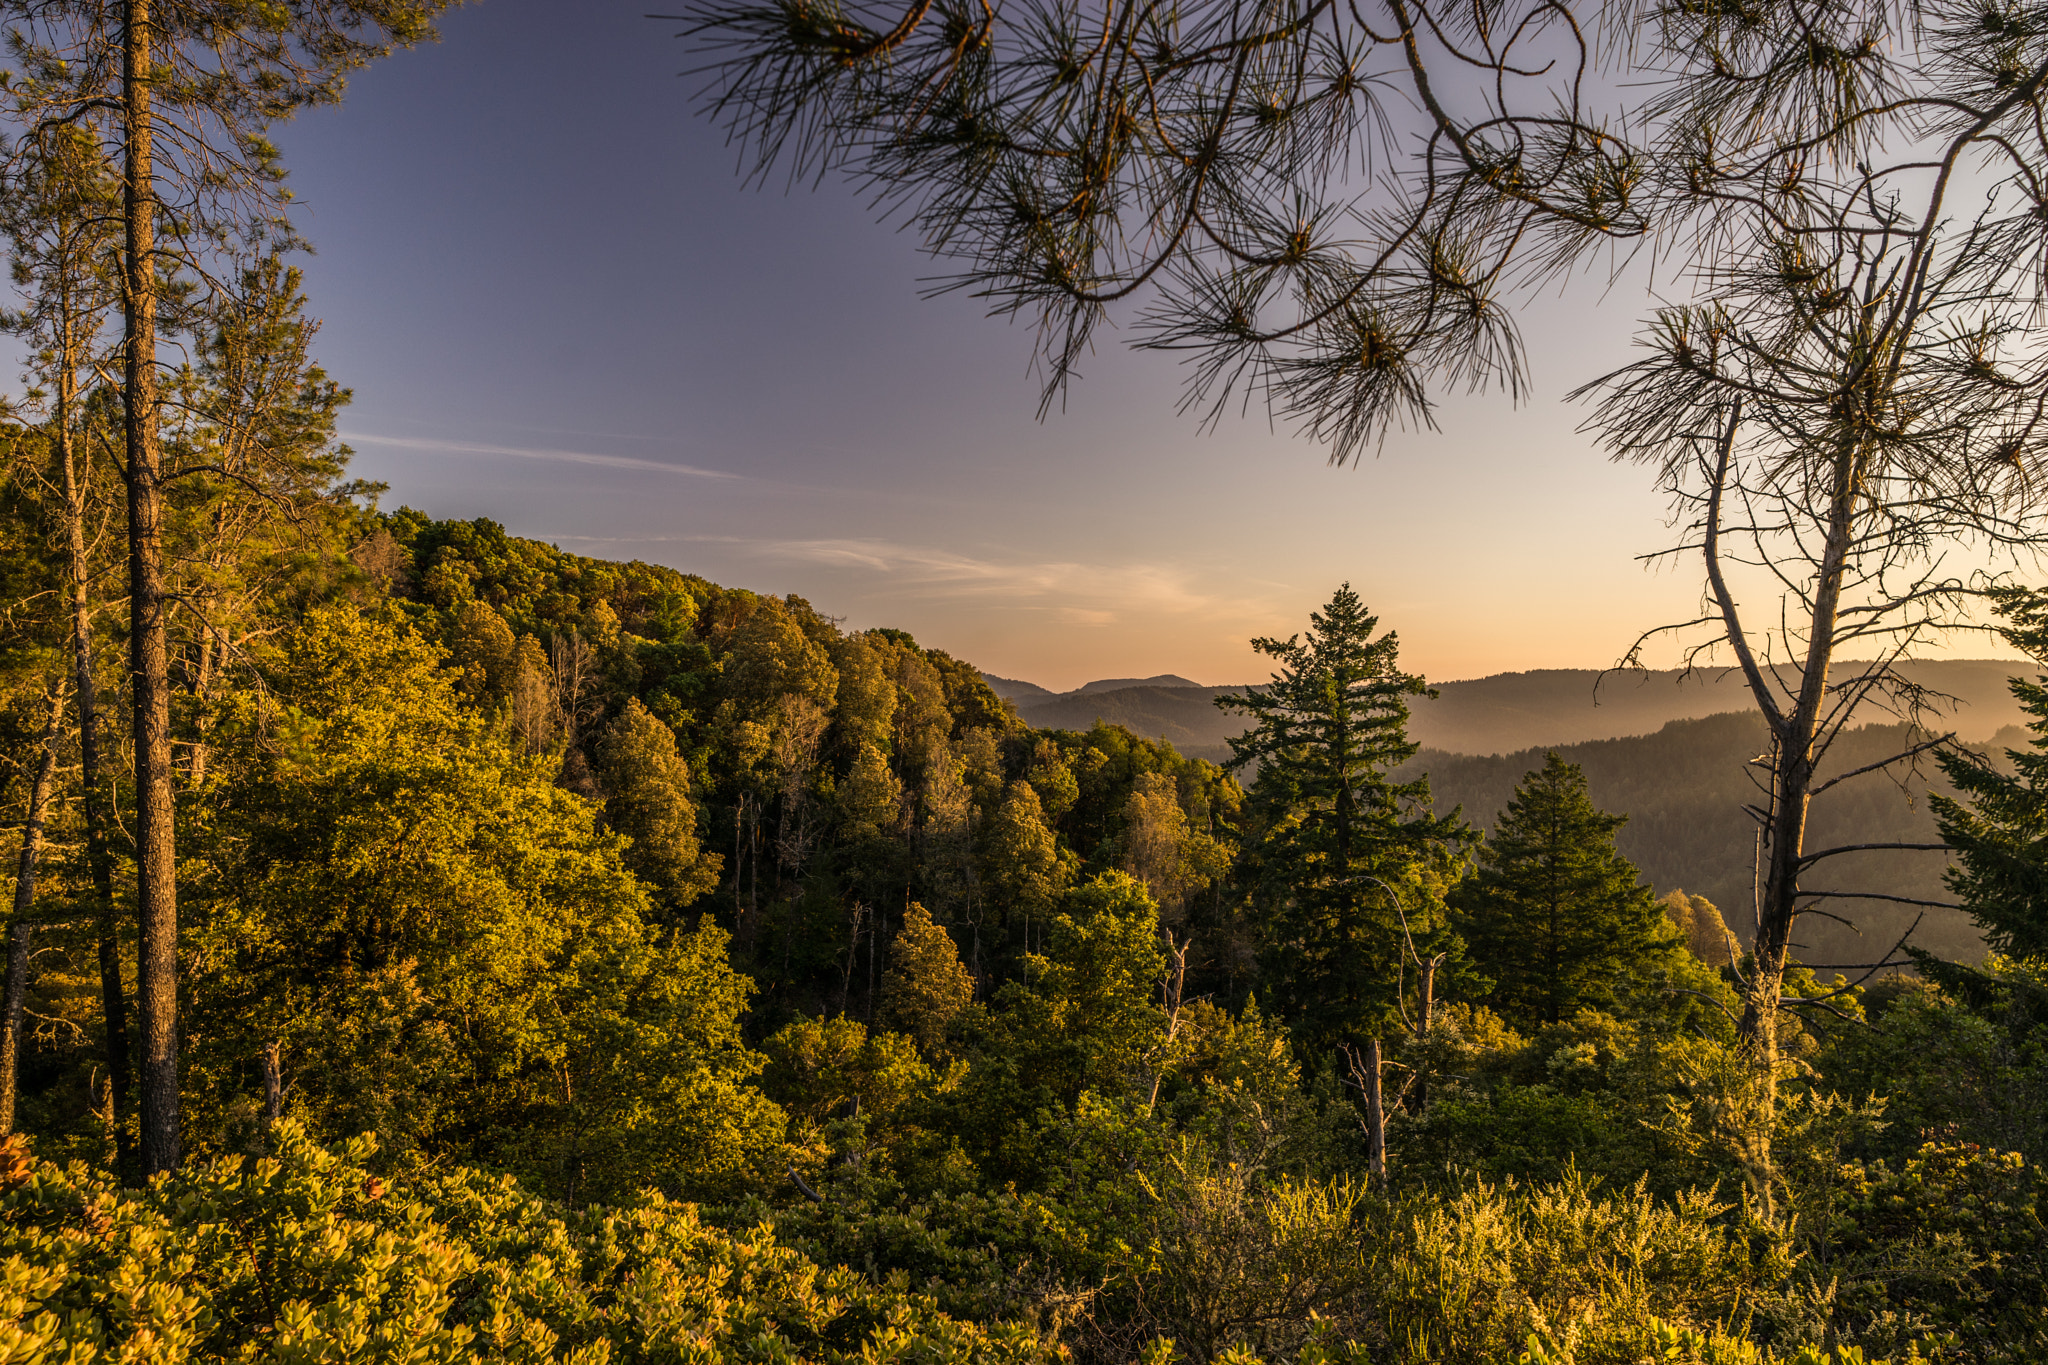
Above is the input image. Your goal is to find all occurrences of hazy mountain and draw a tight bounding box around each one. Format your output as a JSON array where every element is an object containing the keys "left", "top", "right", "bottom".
[
  {"left": 982, "top": 671, "right": 1207, "bottom": 702},
  {"left": 1399, "top": 713, "right": 2019, "bottom": 968},
  {"left": 1417, "top": 661, "right": 2031, "bottom": 753},
  {"left": 1076, "top": 674, "right": 1204, "bottom": 694},
  {"left": 986, "top": 661, "right": 2025, "bottom": 969},
  {"left": 1013, "top": 685, "right": 1244, "bottom": 755},
  {"left": 992, "top": 660, "right": 2035, "bottom": 762},
  {"left": 982, "top": 674, "right": 1057, "bottom": 704}
]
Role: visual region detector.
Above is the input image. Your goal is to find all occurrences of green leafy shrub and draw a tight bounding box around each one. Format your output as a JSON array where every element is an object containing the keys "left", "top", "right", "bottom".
[
  {"left": 0, "top": 1125, "right": 1059, "bottom": 1364},
  {"left": 1815, "top": 1143, "right": 2048, "bottom": 1364},
  {"left": 1378, "top": 1171, "right": 1768, "bottom": 1365}
]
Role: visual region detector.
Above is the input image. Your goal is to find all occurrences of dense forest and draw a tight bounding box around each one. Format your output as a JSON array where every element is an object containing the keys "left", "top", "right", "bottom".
[
  {"left": 0, "top": 473, "right": 2042, "bottom": 1361},
  {"left": 998, "top": 664, "right": 2036, "bottom": 764},
  {"left": 0, "top": 1, "right": 2042, "bottom": 1362},
  {"left": 1002, "top": 681, "right": 1997, "bottom": 967}
]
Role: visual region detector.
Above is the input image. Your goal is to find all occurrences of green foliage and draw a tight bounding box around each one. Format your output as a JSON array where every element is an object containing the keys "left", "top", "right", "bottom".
[
  {"left": 1116, "top": 1149, "right": 1374, "bottom": 1363},
  {"left": 1662, "top": 891, "right": 1740, "bottom": 967},
  {"left": 1814, "top": 1143, "right": 2048, "bottom": 1363},
  {"left": 1412, "top": 714, "right": 1986, "bottom": 969},
  {"left": 1815, "top": 960, "right": 2048, "bottom": 1166},
  {"left": 1453, "top": 754, "right": 1688, "bottom": 1025},
  {"left": 1380, "top": 1172, "right": 1768, "bottom": 1365},
  {"left": 762, "top": 1014, "right": 938, "bottom": 1177},
  {"left": 982, "top": 780, "right": 1067, "bottom": 940},
  {"left": 183, "top": 606, "right": 784, "bottom": 1200},
  {"left": 1935, "top": 587, "right": 2048, "bottom": 960},
  {"left": 0, "top": 483, "right": 2032, "bottom": 1365},
  {"left": 0, "top": 1124, "right": 1058, "bottom": 1364},
  {"left": 881, "top": 904, "right": 977, "bottom": 1058},
  {"left": 592, "top": 698, "right": 721, "bottom": 918},
  {"left": 990, "top": 872, "right": 1169, "bottom": 1109},
  {"left": 374, "top": 515, "right": 1241, "bottom": 1028}
]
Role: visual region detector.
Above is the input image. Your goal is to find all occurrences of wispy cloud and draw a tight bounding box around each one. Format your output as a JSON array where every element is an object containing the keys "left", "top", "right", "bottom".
[
  {"left": 726, "top": 536, "right": 1277, "bottom": 624},
  {"left": 341, "top": 432, "right": 739, "bottom": 480}
]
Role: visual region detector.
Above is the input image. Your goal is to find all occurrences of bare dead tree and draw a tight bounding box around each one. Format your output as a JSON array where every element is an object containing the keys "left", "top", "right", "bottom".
[
  {"left": 1571, "top": 0, "right": 2048, "bottom": 1178},
  {"left": 549, "top": 628, "right": 603, "bottom": 744}
]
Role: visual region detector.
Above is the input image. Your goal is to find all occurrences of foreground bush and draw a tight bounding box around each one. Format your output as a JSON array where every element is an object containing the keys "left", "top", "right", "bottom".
[
  {"left": 0, "top": 1121, "right": 2023, "bottom": 1365},
  {"left": 0, "top": 1125, "right": 1057, "bottom": 1364}
]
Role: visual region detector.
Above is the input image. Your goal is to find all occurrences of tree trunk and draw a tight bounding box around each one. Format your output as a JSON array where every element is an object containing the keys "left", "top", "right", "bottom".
[
  {"left": 1, "top": 686, "right": 65, "bottom": 1136},
  {"left": 1360, "top": 1037, "right": 1387, "bottom": 1189},
  {"left": 259, "top": 1040, "right": 283, "bottom": 1128},
  {"left": 1733, "top": 434, "right": 1861, "bottom": 1204},
  {"left": 57, "top": 299, "right": 134, "bottom": 1181},
  {"left": 0, "top": 925, "right": 36, "bottom": 1137},
  {"left": 1412, "top": 955, "right": 1437, "bottom": 1114},
  {"left": 124, "top": 0, "right": 180, "bottom": 1176}
]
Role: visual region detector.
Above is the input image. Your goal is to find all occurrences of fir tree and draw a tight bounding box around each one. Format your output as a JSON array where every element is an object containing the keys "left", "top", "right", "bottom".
[
  {"left": 1218, "top": 585, "right": 1471, "bottom": 1051},
  {"left": 1452, "top": 754, "right": 1678, "bottom": 1026},
  {"left": 1934, "top": 588, "right": 2048, "bottom": 962}
]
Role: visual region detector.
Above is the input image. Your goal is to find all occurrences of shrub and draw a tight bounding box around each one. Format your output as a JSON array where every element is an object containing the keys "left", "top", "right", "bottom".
[
  {"left": 1816, "top": 1142, "right": 2048, "bottom": 1364},
  {"left": 0, "top": 1125, "right": 1058, "bottom": 1364}
]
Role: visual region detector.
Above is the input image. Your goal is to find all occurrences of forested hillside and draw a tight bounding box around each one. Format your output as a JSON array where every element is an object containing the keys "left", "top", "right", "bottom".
[
  {"left": 0, "top": 0, "right": 2044, "bottom": 1355},
  {"left": 997, "top": 664, "right": 2036, "bottom": 765},
  {"left": 355, "top": 512, "right": 1247, "bottom": 1032},
  {"left": 1, "top": 477, "right": 2043, "bottom": 1361},
  {"left": 1405, "top": 715, "right": 2013, "bottom": 966}
]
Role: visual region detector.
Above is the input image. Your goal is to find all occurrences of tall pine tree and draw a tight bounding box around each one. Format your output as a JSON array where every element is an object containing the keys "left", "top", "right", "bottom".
[
  {"left": 1219, "top": 585, "right": 1470, "bottom": 1055},
  {"left": 1451, "top": 753, "right": 1678, "bottom": 1026}
]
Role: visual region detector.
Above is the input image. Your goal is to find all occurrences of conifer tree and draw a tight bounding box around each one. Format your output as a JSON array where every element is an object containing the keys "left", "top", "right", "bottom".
[
  {"left": 2, "top": 0, "right": 454, "bottom": 1175},
  {"left": 0, "top": 126, "right": 131, "bottom": 1170},
  {"left": 1219, "top": 585, "right": 1470, "bottom": 1051},
  {"left": 1219, "top": 586, "right": 1469, "bottom": 1184},
  {"left": 1452, "top": 754, "right": 1679, "bottom": 1026},
  {"left": 1934, "top": 588, "right": 2048, "bottom": 962}
]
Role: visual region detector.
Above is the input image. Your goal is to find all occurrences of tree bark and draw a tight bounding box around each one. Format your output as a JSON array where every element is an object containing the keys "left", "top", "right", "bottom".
[
  {"left": 1359, "top": 1037, "right": 1387, "bottom": 1189},
  {"left": 0, "top": 925, "right": 36, "bottom": 1137},
  {"left": 1412, "top": 955, "right": 1436, "bottom": 1114},
  {"left": 56, "top": 280, "right": 134, "bottom": 1181},
  {"left": 1726, "top": 426, "right": 1864, "bottom": 1205},
  {"left": 123, "top": 0, "right": 180, "bottom": 1176},
  {"left": 1, "top": 685, "right": 65, "bottom": 1136},
  {"left": 259, "top": 1040, "right": 283, "bottom": 1128}
]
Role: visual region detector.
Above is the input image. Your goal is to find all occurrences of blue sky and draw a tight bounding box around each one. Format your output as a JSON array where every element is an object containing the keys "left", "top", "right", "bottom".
[{"left": 275, "top": 0, "right": 1729, "bottom": 691}]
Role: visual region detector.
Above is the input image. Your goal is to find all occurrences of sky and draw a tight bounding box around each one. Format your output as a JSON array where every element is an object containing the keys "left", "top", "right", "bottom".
[{"left": 272, "top": 0, "right": 1786, "bottom": 692}]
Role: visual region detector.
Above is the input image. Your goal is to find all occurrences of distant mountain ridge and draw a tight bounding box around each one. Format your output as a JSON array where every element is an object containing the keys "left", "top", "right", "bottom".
[
  {"left": 1076, "top": 674, "right": 1204, "bottom": 695},
  {"left": 981, "top": 674, "right": 1059, "bottom": 704},
  {"left": 982, "top": 673, "right": 1206, "bottom": 703},
  {"left": 987, "top": 661, "right": 2036, "bottom": 760}
]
